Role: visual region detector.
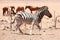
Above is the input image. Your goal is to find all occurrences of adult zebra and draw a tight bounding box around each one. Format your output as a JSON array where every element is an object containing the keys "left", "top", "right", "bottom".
[{"left": 12, "top": 6, "right": 52, "bottom": 34}]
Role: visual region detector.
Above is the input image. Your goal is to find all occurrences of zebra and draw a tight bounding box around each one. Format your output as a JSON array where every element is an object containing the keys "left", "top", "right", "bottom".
[{"left": 12, "top": 6, "right": 52, "bottom": 35}]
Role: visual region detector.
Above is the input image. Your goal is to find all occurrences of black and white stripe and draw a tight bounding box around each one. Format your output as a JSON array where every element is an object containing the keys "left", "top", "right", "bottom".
[{"left": 15, "top": 11, "right": 34, "bottom": 20}]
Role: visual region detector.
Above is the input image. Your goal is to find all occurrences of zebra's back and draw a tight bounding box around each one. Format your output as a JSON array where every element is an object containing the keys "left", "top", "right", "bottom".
[{"left": 16, "top": 11, "right": 34, "bottom": 19}]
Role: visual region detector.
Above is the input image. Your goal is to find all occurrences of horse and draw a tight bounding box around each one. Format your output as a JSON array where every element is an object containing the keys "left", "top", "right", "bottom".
[
  {"left": 25, "top": 6, "right": 40, "bottom": 13},
  {"left": 16, "top": 7, "right": 24, "bottom": 13},
  {"left": 2, "top": 6, "right": 16, "bottom": 16},
  {"left": 12, "top": 6, "right": 52, "bottom": 34}
]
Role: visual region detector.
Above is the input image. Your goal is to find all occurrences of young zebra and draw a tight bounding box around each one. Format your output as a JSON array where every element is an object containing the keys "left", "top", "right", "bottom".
[{"left": 12, "top": 6, "right": 52, "bottom": 35}]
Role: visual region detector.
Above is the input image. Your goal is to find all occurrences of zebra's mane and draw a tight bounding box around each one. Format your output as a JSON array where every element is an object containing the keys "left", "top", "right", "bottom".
[
  {"left": 38, "top": 6, "right": 48, "bottom": 11},
  {"left": 35, "top": 6, "right": 48, "bottom": 15}
]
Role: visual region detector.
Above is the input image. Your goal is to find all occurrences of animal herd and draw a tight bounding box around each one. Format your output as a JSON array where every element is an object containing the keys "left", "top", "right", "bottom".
[
  {"left": 2, "top": 6, "right": 40, "bottom": 16},
  {"left": 2, "top": 6, "right": 52, "bottom": 35}
]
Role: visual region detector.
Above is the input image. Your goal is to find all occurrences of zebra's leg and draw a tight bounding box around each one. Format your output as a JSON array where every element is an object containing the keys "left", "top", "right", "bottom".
[
  {"left": 17, "top": 24, "right": 23, "bottom": 33},
  {"left": 24, "top": 23, "right": 26, "bottom": 29},
  {"left": 15, "top": 18, "right": 23, "bottom": 34},
  {"left": 36, "top": 23, "right": 41, "bottom": 31},
  {"left": 15, "top": 22, "right": 23, "bottom": 34},
  {"left": 15, "top": 23, "right": 19, "bottom": 32},
  {"left": 30, "top": 20, "right": 35, "bottom": 35},
  {"left": 36, "top": 24, "right": 41, "bottom": 31}
]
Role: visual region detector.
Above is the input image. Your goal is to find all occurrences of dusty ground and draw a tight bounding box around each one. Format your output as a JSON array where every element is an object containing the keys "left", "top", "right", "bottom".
[
  {"left": 0, "top": 0, "right": 60, "bottom": 40},
  {"left": 0, "top": 20, "right": 60, "bottom": 40}
]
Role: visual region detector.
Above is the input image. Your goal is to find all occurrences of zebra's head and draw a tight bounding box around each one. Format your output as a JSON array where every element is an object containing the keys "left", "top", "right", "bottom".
[{"left": 37, "top": 6, "right": 52, "bottom": 19}]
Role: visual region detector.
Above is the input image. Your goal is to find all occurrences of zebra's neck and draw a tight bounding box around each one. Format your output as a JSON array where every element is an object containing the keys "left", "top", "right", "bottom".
[{"left": 37, "top": 10, "right": 45, "bottom": 21}]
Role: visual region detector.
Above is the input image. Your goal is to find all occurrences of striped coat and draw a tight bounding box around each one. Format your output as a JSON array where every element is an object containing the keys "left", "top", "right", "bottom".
[{"left": 12, "top": 6, "right": 52, "bottom": 34}]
